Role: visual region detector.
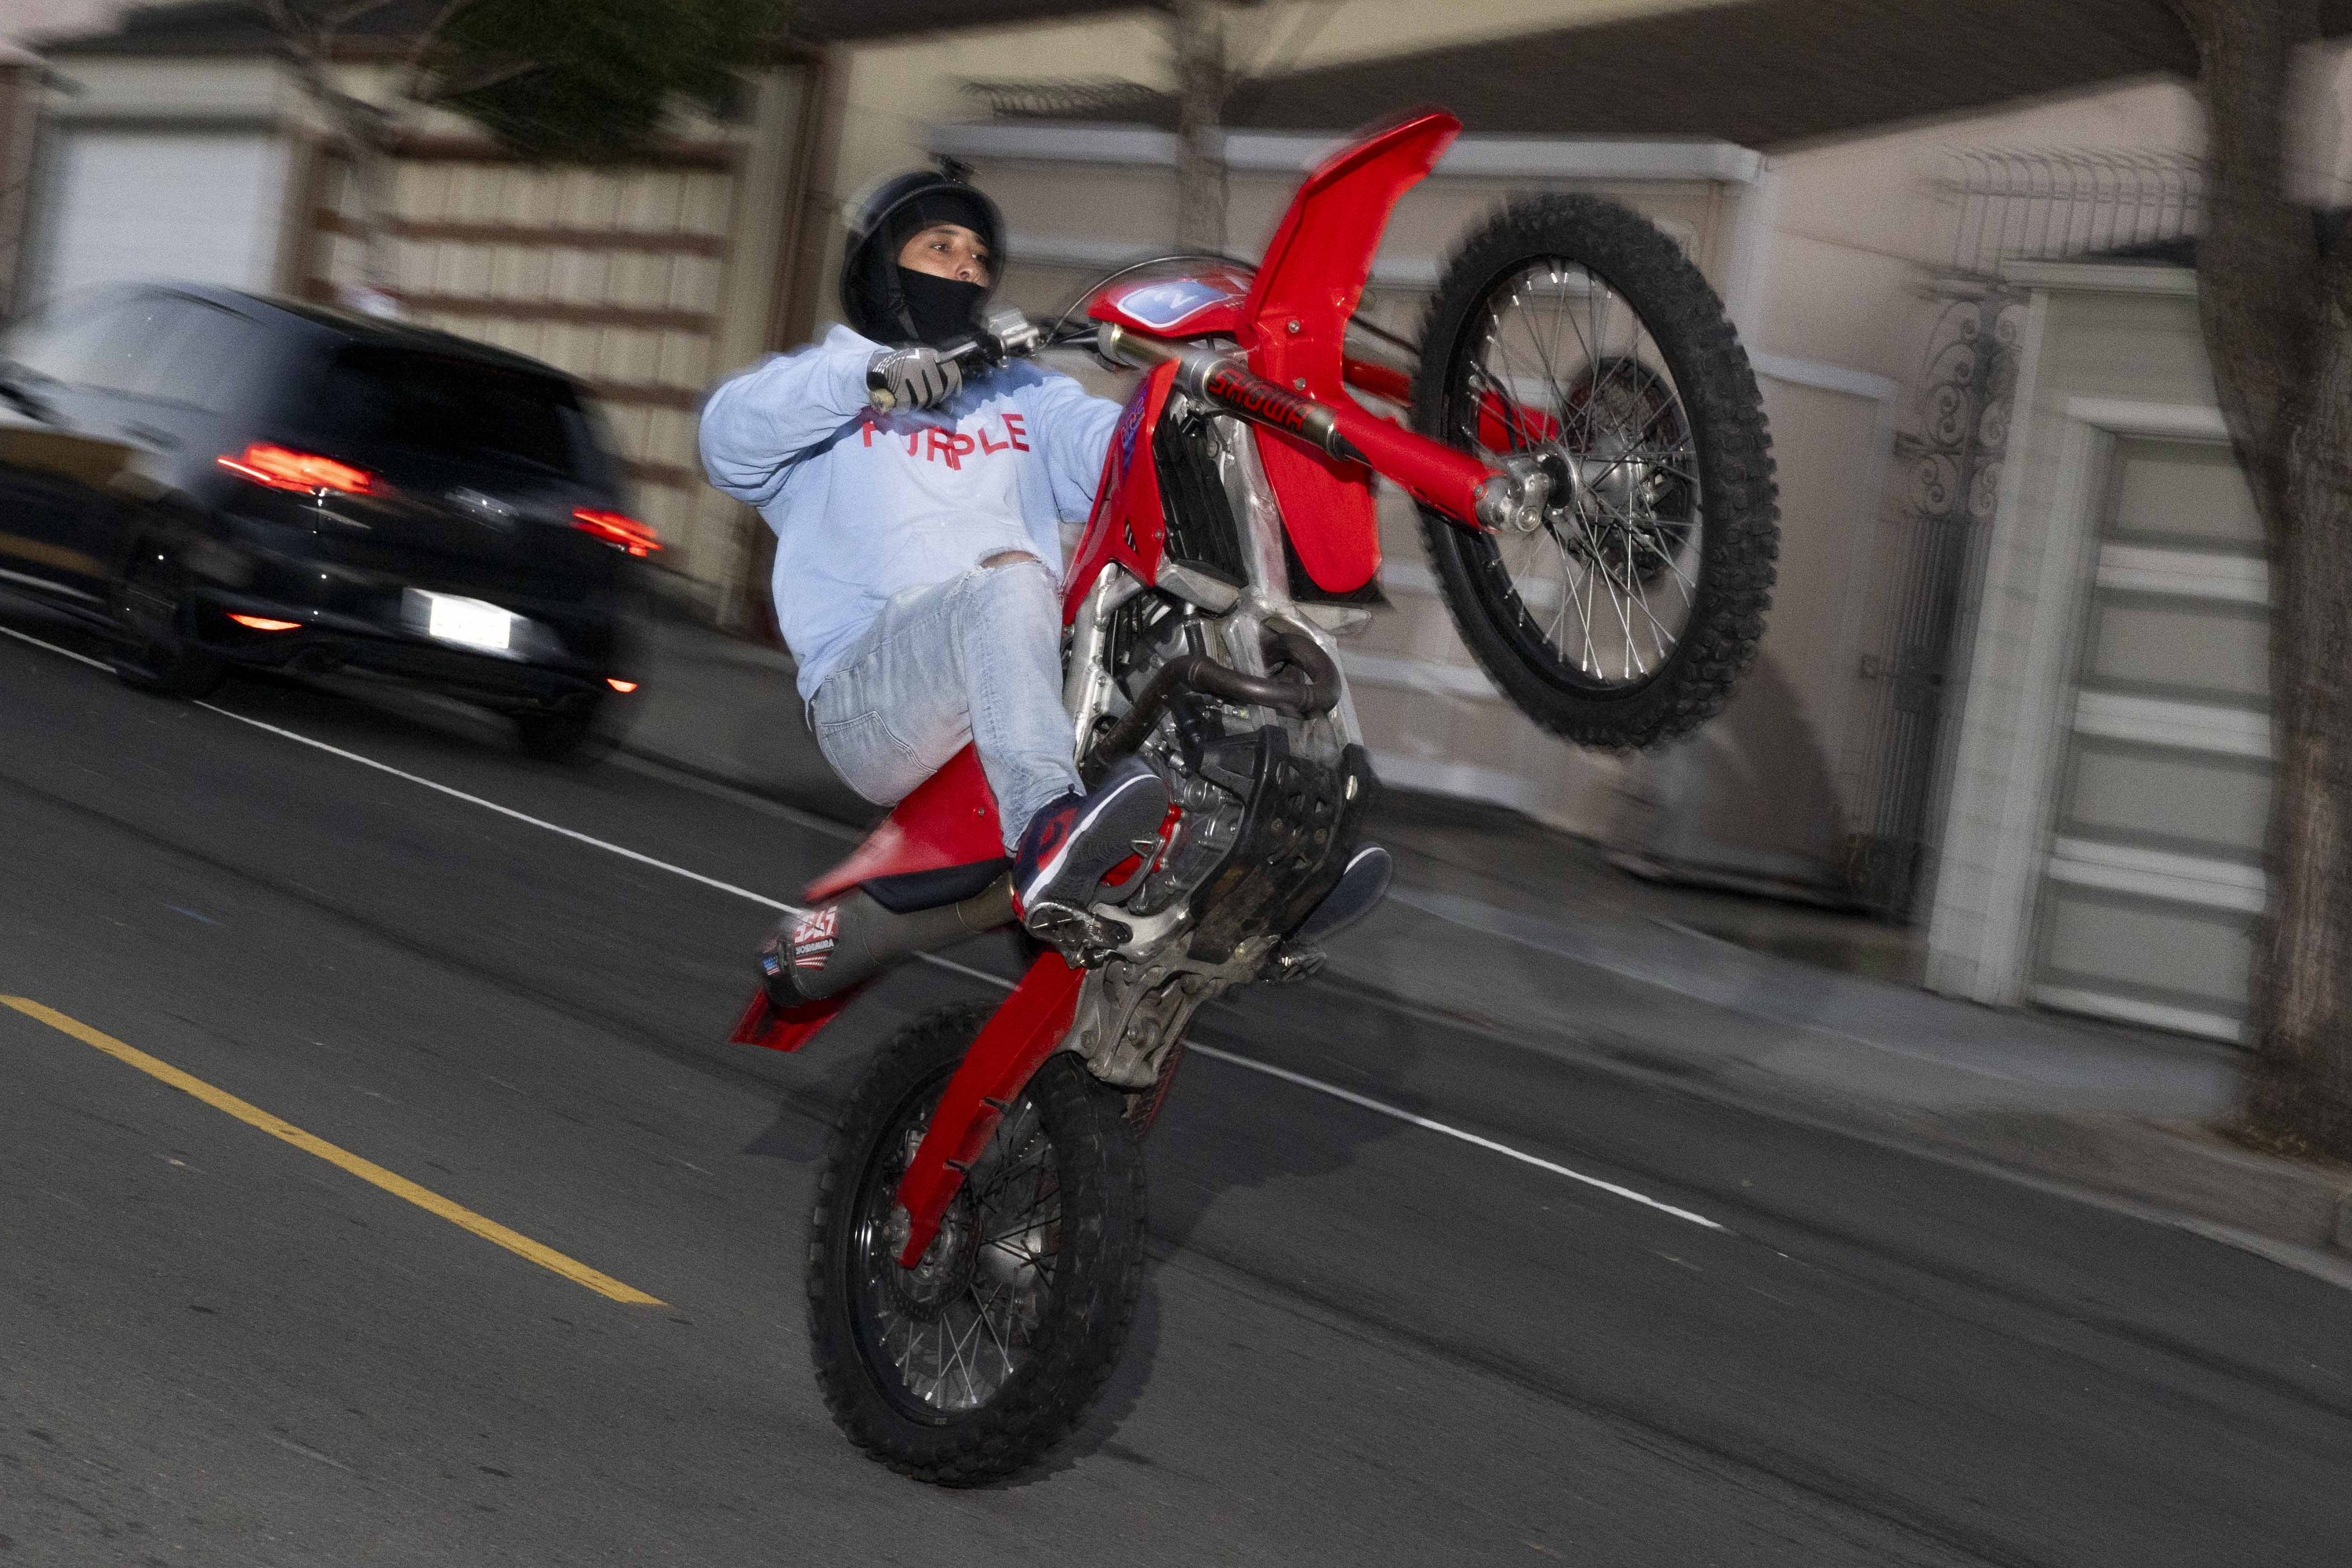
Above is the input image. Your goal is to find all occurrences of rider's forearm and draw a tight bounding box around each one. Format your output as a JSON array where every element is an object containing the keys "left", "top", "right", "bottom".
[{"left": 698, "top": 348, "right": 874, "bottom": 503}]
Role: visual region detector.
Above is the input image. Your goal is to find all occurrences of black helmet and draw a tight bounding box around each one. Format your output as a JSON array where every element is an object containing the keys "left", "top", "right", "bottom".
[{"left": 840, "top": 167, "right": 1004, "bottom": 347}]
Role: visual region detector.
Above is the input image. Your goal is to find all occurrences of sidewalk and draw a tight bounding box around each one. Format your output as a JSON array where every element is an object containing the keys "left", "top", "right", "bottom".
[{"left": 621, "top": 613, "right": 2352, "bottom": 1264}]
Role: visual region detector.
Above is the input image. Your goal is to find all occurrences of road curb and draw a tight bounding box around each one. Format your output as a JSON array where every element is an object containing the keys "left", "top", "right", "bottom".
[
  {"left": 1298, "top": 961, "right": 2352, "bottom": 1268},
  {"left": 1887, "top": 1111, "right": 2352, "bottom": 1257}
]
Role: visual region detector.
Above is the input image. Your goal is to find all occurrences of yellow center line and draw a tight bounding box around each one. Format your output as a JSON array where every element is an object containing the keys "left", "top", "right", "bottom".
[{"left": 2, "top": 996, "right": 666, "bottom": 1307}]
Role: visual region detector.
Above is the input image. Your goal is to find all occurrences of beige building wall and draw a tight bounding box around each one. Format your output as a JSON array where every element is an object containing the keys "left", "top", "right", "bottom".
[{"left": 827, "top": 0, "right": 1735, "bottom": 216}]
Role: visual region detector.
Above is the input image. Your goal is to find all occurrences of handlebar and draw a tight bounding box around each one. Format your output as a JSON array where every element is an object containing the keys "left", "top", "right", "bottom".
[
  {"left": 866, "top": 309, "right": 1047, "bottom": 412},
  {"left": 1094, "top": 323, "right": 1548, "bottom": 534}
]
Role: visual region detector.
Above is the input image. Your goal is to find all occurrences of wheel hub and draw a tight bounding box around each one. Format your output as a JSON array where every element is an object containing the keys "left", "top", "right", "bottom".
[{"left": 883, "top": 1194, "right": 978, "bottom": 1316}]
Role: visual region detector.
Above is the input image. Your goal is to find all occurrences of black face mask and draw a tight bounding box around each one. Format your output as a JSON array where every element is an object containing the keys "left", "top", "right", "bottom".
[{"left": 895, "top": 267, "right": 985, "bottom": 347}]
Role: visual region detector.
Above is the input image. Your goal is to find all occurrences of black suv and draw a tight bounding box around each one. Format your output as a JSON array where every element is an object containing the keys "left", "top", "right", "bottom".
[{"left": 0, "top": 284, "right": 652, "bottom": 757}]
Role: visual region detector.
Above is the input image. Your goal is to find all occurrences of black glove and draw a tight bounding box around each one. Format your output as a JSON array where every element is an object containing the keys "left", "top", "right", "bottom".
[{"left": 866, "top": 345, "right": 962, "bottom": 412}]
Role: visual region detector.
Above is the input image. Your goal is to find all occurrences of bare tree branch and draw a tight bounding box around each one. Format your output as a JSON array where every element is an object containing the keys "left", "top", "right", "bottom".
[
  {"left": 323, "top": 0, "right": 402, "bottom": 31},
  {"left": 396, "top": 0, "right": 486, "bottom": 104},
  {"left": 413, "top": 55, "right": 542, "bottom": 106}
]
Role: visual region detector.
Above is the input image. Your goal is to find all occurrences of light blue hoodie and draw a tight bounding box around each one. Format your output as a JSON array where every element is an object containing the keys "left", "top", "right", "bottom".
[{"left": 699, "top": 325, "right": 1124, "bottom": 702}]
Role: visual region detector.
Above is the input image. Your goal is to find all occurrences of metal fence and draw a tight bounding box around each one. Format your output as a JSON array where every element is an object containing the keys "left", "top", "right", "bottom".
[{"left": 1942, "top": 147, "right": 2203, "bottom": 276}]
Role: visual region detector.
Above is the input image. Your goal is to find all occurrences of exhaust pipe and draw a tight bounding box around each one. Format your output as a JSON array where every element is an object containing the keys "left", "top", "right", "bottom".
[{"left": 760, "top": 880, "right": 1015, "bottom": 1004}]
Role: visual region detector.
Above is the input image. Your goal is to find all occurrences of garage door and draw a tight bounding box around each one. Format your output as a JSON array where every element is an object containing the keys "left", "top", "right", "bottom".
[
  {"left": 2030, "top": 437, "right": 2272, "bottom": 1041},
  {"left": 34, "top": 129, "right": 289, "bottom": 301}
]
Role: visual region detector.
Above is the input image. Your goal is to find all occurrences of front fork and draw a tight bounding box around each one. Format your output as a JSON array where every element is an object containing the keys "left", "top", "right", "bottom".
[
  {"left": 894, "top": 411, "right": 1369, "bottom": 1269},
  {"left": 891, "top": 952, "right": 1087, "bottom": 1266}
]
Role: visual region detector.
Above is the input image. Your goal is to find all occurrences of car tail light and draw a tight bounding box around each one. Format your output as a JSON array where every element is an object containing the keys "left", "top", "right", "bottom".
[
  {"left": 572, "top": 508, "right": 662, "bottom": 557},
  {"left": 605, "top": 677, "right": 639, "bottom": 693},
  {"left": 227, "top": 614, "right": 302, "bottom": 631},
  {"left": 219, "top": 444, "right": 379, "bottom": 496}
]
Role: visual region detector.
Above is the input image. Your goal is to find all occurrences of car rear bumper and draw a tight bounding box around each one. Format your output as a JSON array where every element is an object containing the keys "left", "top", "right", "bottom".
[{"left": 190, "top": 586, "right": 632, "bottom": 711}]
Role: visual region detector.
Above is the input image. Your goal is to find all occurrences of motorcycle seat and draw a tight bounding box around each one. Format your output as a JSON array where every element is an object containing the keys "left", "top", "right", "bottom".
[{"left": 860, "top": 857, "right": 1012, "bottom": 913}]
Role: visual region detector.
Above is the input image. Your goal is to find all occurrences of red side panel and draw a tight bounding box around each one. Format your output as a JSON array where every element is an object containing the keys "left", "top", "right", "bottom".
[
  {"left": 1061, "top": 360, "right": 1178, "bottom": 620},
  {"left": 803, "top": 746, "right": 1004, "bottom": 906},
  {"left": 728, "top": 983, "right": 865, "bottom": 1052},
  {"left": 894, "top": 950, "right": 1087, "bottom": 1265},
  {"left": 1241, "top": 110, "right": 1461, "bottom": 593}
]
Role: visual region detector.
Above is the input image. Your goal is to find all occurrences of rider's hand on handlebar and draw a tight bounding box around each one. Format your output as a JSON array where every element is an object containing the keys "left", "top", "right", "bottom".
[{"left": 866, "top": 345, "right": 963, "bottom": 412}]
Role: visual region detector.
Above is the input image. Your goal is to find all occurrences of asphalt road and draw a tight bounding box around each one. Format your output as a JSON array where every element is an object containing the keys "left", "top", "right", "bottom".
[{"left": 5, "top": 598, "right": 2350, "bottom": 1567}]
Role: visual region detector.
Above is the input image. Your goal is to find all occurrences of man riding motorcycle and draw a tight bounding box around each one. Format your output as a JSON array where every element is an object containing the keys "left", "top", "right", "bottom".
[{"left": 698, "top": 168, "right": 1172, "bottom": 991}]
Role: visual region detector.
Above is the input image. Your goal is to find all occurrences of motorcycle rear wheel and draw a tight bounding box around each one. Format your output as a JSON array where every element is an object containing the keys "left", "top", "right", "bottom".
[
  {"left": 1414, "top": 194, "right": 1779, "bottom": 750},
  {"left": 805, "top": 1003, "right": 1146, "bottom": 1485}
]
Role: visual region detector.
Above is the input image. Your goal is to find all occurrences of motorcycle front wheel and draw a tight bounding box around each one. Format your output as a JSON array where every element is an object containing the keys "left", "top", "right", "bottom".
[
  {"left": 805, "top": 1003, "right": 1147, "bottom": 1485},
  {"left": 1414, "top": 194, "right": 1780, "bottom": 750}
]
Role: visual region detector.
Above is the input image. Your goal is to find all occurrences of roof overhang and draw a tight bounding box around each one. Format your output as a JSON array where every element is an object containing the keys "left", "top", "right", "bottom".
[{"left": 928, "top": 122, "right": 1764, "bottom": 184}]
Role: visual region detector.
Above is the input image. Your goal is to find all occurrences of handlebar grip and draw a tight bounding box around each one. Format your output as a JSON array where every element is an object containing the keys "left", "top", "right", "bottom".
[{"left": 865, "top": 322, "right": 1033, "bottom": 413}]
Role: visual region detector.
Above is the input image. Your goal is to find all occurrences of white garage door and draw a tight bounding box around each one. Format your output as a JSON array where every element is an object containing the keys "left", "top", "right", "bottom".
[
  {"left": 35, "top": 129, "right": 289, "bottom": 302},
  {"left": 2030, "top": 437, "right": 2273, "bottom": 1042}
]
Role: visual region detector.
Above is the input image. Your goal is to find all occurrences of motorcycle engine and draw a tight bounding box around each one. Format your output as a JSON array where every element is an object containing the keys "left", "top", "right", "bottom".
[{"left": 1098, "top": 591, "right": 1250, "bottom": 918}]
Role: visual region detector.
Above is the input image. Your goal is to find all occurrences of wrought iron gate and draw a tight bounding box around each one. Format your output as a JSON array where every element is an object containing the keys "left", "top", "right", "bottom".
[
  {"left": 1844, "top": 147, "right": 2204, "bottom": 916},
  {"left": 1844, "top": 281, "right": 2027, "bottom": 914}
]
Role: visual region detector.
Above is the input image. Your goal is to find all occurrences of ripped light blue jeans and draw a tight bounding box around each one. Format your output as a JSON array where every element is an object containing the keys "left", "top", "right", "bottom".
[{"left": 807, "top": 557, "right": 1077, "bottom": 855}]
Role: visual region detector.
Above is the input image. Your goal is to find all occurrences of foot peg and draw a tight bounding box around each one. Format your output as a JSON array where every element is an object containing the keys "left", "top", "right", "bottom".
[
  {"left": 1020, "top": 900, "right": 1131, "bottom": 960},
  {"left": 1261, "top": 946, "right": 1327, "bottom": 984}
]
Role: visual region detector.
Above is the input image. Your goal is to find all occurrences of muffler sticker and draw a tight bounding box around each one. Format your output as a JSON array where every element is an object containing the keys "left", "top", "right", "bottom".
[{"left": 790, "top": 906, "right": 838, "bottom": 968}]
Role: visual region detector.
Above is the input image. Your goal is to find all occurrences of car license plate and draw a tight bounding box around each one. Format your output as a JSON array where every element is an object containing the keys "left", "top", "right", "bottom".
[{"left": 420, "top": 592, "right": 515, "bottom": 652}]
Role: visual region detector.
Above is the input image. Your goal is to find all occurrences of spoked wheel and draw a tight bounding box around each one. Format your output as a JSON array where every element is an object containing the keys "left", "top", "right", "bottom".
[
  {"left": 806, "top": 1004, "right": 1146, "bottom": 1486},
  {"left": 1415, "top": 194, "right": 1779, "bottom": 749},
  {"left": 109, "top": 547, "right": 227, "bottom": 700}
]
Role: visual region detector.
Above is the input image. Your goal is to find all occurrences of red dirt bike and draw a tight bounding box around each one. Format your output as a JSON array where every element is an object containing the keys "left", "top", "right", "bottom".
[{"left": 729, "top": 108, "right": 1778, "bottom": 1483}]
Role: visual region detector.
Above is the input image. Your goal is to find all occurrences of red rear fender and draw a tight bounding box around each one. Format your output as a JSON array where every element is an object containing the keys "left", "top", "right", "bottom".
[{"left": 804, "top": 746, "right": 1005, "bottom": 906}]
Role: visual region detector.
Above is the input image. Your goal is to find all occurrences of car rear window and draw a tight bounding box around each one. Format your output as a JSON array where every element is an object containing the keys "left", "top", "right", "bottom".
[{"left": 304, "top": 347, "right": 589, "bottom": 477}]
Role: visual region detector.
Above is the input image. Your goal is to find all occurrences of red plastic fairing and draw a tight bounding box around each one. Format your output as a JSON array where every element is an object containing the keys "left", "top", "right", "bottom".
[
  {"left": 1060, "top": 360, "right": 1180, "bottom": 620},
  {"left": 1242, "top": 110, "right": 1461, "bottom": 593},
  {"left": 728, "top": 982, "right": 866, "bottom": 1052},
  {"left": 892, "top": 950, "right": 1087, "bottom": 1265},
  {"left": 1087, "top": 260, "right": 1255, "bottom": 339},
  {"left": 803, "top": 746, "right": 1005, "bottom": 906}
]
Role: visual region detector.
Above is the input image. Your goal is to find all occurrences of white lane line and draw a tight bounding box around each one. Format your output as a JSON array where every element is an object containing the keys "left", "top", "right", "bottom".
[
  {"left": 1185, "top": 1043, "right": 1724, "bottom": 1231},
  {"left": 0, "top": 622, "right": 111, "bottom": 672},
  {"left": 187, "top": 702, "right": 797, "bottom": 913},
  {"left": 3, "top": 617, "right": 1722, "bottom": 1232}
]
